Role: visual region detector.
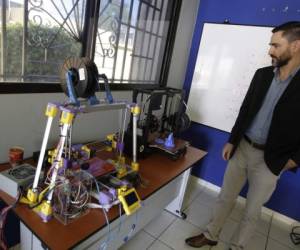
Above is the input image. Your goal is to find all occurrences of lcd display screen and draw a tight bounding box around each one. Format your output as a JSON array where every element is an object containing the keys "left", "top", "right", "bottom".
[{"left": 124, "top": 191, "right": 138, "bottom": 206}]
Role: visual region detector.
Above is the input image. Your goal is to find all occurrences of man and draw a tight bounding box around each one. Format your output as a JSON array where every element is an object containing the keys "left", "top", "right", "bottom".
[{"left": 185, "top": 21, "right": 300, "bottom": 250}]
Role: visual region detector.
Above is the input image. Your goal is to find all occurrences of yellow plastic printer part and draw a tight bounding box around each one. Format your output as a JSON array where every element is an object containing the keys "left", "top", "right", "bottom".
[{"left": 118, "top": 187, "right": 141, "bottom": 216}]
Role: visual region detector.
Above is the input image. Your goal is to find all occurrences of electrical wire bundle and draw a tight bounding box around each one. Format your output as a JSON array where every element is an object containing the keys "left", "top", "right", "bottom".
[
  {"left": 85, "top": 172, "right": 140, "bottom": 250},
  {"left": 53, "top": 170, "right": 92, "bottom": 224}
]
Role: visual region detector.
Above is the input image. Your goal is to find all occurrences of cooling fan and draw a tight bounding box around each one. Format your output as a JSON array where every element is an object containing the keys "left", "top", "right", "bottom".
[{"left": 8, "top": 164, "right": 36, "bottom": 179}]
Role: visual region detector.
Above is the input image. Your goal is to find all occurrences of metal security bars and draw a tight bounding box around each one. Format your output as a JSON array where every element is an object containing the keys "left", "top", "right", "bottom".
[
  {"left": 0, "top": 0, "right": 181, "bottom": 93},
  {"left": 94, "top": 0, "right": 173, "bottom": 85},
  {"left": 0, "top": 0, "right": 84, "bottom": 82}
]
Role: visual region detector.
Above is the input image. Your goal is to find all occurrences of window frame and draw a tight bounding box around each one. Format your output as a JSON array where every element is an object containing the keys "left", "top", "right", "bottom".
[{"left": 0, "top": 0, "right": 182, "bottom": 94}]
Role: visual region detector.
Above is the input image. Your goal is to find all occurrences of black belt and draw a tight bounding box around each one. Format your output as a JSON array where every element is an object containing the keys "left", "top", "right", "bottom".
[{"left": 244, "top": 135, "right": 265, "bottom": 150}]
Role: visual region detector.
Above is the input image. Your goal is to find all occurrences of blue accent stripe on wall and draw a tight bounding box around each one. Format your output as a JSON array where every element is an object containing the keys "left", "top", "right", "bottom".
[{"left": 183, "top": 0, "right": 300, "bottom": 221}]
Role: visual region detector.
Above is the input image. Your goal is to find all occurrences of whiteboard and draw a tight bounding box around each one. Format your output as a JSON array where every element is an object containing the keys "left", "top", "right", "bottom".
[{"left": 187, "top": 23, "right": 273, "bottom": 132}]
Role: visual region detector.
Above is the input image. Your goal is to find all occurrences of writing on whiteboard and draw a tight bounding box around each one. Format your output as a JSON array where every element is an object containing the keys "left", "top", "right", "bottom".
[{"left": 187, "top": 23, "right": 272, "bottom": 132}]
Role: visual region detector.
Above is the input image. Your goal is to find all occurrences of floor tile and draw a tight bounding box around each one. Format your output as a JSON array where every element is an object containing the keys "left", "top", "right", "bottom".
[
  {"left": 244, "top": 232, "right": 267, "bottom": 250},
  {"left": 229, "top": 202, "right": 272, "bottom": 236},
  {"left": 218, "top": 219, "right": 267, "bottom": 250},
  {"left": 266, "top": 238, "right": 293, "bottom": 250},
  {"left": 120, "top": 180, "right": 299, "bottom": 250},
  {"left": 194, "top": 187, "right": 219, "bottom": 208},
  {"left": 144, "top": 210, "right": 176, "bottom": 238},
  {"left": 184, "top": 200, "right": 213, "bottom": 229},
  {"left": 159, "top": 218, "right": 203, "bottom": 250},
  {"left": 211, "top": 241, "right": 231, "bottom": 250},
  {"left": 269, "top": 216, "right": 298, "bottom": 249},
  {"left": 119, "top": 230, "right": 155, "bottom": 250},
  {"left": 181, "top": 178, "right": 206, "bottom": 210},
  {"left": 256, "top": 212, "right": 272, "bottom": 236},
  {"left": 147, "top": 240, "right": 173, "bottom": 250}
]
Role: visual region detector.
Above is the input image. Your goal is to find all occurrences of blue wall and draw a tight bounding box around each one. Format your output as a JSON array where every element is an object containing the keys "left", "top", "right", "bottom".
[{"left": 183, "top": 0, "right": 300, "bottom": 220}]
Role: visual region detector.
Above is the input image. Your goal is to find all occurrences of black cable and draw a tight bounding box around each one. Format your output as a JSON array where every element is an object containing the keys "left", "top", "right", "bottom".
[{"left": 290, "top": 226, "right": 300, "bottom": 245}]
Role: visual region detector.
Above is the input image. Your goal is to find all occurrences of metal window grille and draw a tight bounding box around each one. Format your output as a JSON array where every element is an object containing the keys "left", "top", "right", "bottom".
[
  {"left": 0, "top": 0, "right": 85, "bottom": 82},
  {"left": 95, "top": 0, "right": 173, "bottom": 85},
  {"left": 0, "top": 0, "right": 179, "bottom": 89}
]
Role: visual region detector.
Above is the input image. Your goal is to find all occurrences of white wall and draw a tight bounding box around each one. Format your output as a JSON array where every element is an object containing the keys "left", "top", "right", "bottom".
[
  {"left": 0, "top": 91, "right": 132, "bottom": 163},
  {"left": 167, "top": 0, "right": 200, "bottom": 89}
]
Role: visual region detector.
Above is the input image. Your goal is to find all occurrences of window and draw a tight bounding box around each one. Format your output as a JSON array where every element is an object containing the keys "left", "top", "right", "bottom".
[
  {"left": 0, "top": 0, "right": 181, "bottom": 92},
  {"left": 0, "top": 0, "right": 83, "bottom": 83}
]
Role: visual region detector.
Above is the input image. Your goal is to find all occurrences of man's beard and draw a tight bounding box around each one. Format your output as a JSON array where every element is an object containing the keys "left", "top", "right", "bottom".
[{"left": 271, "top": 51, "right": 292, "bottom": 68}]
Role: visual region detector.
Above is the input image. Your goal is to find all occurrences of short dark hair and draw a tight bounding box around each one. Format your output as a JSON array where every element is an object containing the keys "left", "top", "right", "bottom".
[{"left": 272, "top": 21, "right": 300, "bottom": 42}]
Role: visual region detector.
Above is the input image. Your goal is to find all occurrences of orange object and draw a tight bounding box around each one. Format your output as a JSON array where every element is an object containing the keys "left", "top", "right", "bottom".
[{"left": 9, "top": 147, "right": 24, "bottom": 166}]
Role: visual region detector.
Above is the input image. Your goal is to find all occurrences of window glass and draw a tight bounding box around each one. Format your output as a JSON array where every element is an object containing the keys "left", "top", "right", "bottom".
[
  {"left": 0, "top": 0, "right": 83, "bottom": 82},
  {"left": 94, "top": 0, "right": 172, "bottom": 84},
  {"left": 0, "top": 0, "right": 175, "bottom": 87}
]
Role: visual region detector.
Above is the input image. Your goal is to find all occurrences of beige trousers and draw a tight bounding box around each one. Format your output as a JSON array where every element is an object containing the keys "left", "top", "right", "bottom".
[{"left": 204, "top": 138, "right": 279, "bottom": 250}]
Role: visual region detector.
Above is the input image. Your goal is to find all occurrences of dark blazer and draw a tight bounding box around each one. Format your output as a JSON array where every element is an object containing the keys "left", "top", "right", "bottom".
[{"left": 228, "top": 66, "right": 300, "bottom": 175}]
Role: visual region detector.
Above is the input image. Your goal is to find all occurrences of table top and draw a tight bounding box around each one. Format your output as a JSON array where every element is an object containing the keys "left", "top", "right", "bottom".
[{"left": 0, "top": 146, "right": 206, "bottom": 250}]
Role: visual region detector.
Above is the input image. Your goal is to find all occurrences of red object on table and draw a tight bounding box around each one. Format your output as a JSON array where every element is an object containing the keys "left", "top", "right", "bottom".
[{"left": 9, "top": 147, "right": 24, "bottom": 167}]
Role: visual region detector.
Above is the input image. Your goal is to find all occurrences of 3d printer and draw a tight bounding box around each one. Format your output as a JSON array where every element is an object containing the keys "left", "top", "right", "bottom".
[
  {"left": 20, "top": 57, "right": 142, "bottom": 224},
  {"left": 124, "top": 87, "right": 191, "bottom": 160}
]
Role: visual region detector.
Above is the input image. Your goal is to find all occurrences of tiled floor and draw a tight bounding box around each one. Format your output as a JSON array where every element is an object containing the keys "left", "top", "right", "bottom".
[
  {"left": 10, "top": 181, "right": 299, "bottom": 250},
  {"left": 120, "top": 181, "right": 300, "bottom": 250}
]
